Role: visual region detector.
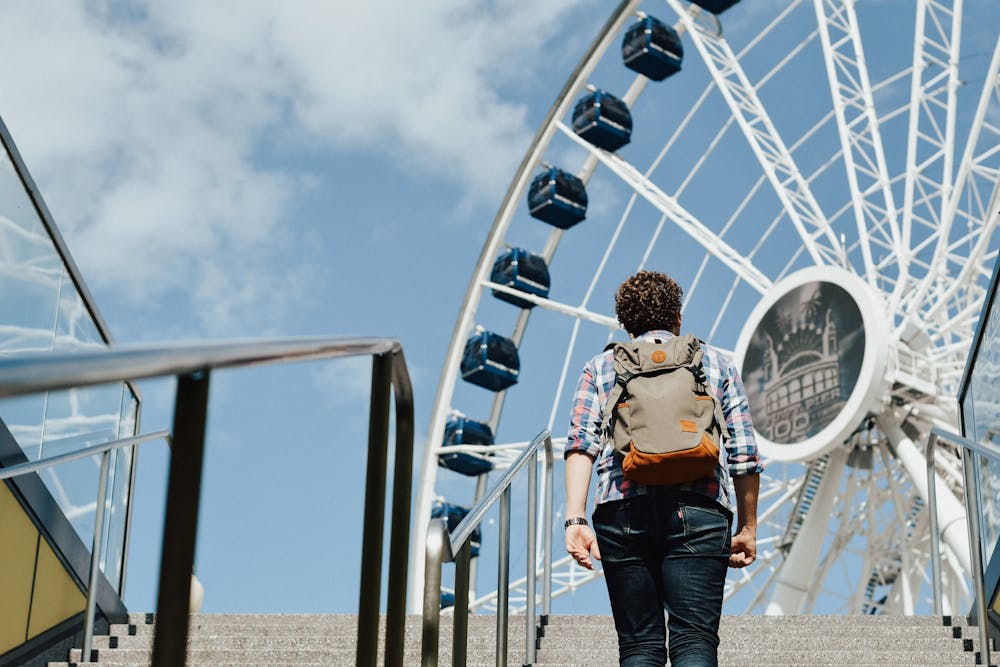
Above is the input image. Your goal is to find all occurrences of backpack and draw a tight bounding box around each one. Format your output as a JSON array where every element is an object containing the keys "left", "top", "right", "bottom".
[{"left": 603, "top": 334, "right": 725, "bottom": 485}]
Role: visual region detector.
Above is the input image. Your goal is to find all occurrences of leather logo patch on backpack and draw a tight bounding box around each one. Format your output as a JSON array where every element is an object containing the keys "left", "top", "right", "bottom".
[{"left": 603, "top": 334, "right": 725, "bottom": 486}]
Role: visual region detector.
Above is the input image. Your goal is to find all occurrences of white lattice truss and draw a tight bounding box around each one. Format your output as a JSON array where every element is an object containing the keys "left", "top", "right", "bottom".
[
  {"left": 664, "top": 0, "right": 845, "bottom": 269},
  {"left": 814, "top": 0, "right": 902, "bottom": 294}
]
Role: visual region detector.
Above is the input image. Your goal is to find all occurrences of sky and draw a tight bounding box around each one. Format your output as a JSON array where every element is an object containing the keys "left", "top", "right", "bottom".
[
  {"left": 1, "top": 0, "right": 998, "bottom": 620},
  {"left": 0, "top": 0, "right": 614, "bottom": 614}
]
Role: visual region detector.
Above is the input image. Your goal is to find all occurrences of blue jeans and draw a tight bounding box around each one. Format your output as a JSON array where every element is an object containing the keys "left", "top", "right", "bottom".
[{"left": 593, "top": 489, "right": 731, "bottom": 667}]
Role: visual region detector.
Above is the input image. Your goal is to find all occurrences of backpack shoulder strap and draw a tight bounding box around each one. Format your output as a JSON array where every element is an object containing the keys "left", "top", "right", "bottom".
[
  {"left": 601, "top": 343, "right": 639, "bottom": 421},
  {"left": 690, "top": 337, "right": 728, "bottom": 439}
]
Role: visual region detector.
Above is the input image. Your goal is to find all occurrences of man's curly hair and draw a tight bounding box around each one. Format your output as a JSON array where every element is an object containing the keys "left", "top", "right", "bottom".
[{"left": 615, "top": 271, "right": 683, "bottom": 337}]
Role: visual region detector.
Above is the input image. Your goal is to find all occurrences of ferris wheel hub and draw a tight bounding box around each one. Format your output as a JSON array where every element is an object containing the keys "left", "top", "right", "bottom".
[{"left": 733, "top": 267, "right": 891, "bottom": 462}]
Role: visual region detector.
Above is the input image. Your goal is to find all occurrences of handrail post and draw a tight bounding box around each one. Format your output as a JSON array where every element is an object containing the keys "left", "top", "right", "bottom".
[
  {"left": 152, "top": 370, "right": 211, "bottom": 667},
  {"left": 525, "top": 447, "right": 538, "bottom": 665},
  {"left": 453, "top": 541, "right": 472, "bottom": 667},
  {"left": 542, "top": 434, "right": 553, "bottom": 622},
  {"left": 925, "top": 431, "right": 944, "bottom": 615},
  {"left": 386, "top": 349, "right": 414, "bottom": 667},
  {"left": 497, "top": 486, "right": 511, "bottom": 667},
  {"left": 962, "top": 447, "right": 992, "bottom": 666},
  {"left": 357, "top": 353, "right": 393, "bottom": 667},
  {"left": 81, "top": 449, "right": 111, "bottom": 662},
  {"left": 422, "top": 518, "right": 449, "bottom": 667},
  {"left": 419, "top": 430, "right": 550, "bottom": 666}
]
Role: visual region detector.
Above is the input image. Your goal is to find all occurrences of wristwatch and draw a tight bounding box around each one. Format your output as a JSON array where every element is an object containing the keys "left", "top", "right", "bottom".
[{"left": 564, "top": 517, "right": 589, "bottom": 528}]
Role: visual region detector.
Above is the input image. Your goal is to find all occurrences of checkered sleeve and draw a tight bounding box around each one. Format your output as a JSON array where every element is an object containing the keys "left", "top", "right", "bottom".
[
  {"left": 721, "top": 357, "right": 764, "bottom": 477},
  {"left": 565, "top": 361, "right": 603, "bottom": 460}
]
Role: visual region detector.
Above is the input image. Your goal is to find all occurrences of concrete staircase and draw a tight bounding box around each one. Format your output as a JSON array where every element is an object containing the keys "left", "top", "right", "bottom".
[
  {"left": 47, "top": 612, "right": 991, "bottom": 666},
  {"left": 535, "top": 615, "right": 990, "bottom": 666}
]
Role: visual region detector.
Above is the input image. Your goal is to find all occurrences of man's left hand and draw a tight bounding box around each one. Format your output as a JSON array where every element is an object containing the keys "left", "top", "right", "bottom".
[{"left": 729, "top": 526, "right": 756, "bottom": 568}]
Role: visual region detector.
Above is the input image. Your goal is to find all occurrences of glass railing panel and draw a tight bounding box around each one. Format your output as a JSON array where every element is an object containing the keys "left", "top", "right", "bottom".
[
  {"left": 0, "top": 395, "right": 46, "bottom": 460},
  {"left": 0, "top": 143, "right": 62, "bottom": 460},
  {"left": 37, "top": 383, "right": 125, "bottom": 546},
  {"left": 0, "top": 123, "right": 141, "bottom": 597},
  {"left": 0, "top": 146, "right": 61, "bottom": 355},
  {"left": 962, "top": 289, "right": 1000, "bottom": 559}
]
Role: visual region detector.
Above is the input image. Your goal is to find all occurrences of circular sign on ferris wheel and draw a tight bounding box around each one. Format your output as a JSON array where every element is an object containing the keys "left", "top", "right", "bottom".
[{"left": 733, "top": 267, "right": 890, "bottom": 462}]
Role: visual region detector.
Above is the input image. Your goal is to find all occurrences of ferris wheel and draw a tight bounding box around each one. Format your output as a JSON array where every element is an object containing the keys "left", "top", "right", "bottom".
[{"left": 409, "top": 0, "right": 1000, "bottom": 616}]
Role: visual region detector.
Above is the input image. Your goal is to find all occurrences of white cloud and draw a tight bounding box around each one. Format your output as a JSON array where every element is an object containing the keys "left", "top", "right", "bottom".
[{"left": 0, "top": 1, "right": 596, "bottom": 330}]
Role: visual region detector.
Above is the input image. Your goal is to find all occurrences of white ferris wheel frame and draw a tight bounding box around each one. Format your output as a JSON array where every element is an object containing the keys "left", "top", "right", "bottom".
[{"left": 407, "top": 0, "right": 1000, "bottom": 615}]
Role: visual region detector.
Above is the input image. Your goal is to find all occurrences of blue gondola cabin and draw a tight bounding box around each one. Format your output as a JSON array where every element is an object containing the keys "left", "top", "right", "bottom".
[
  {"left": 490, "top": 248, "right": 551, "bottom": 309},
  {"left": 438, "top": 415, "right": 495, "bottom": 477},
  {"left": 461, "top": 330, "right": 520, "bottom": 391},
  {"left": 691, "top": 0, "right": 740, "bottom": 13},
  {"left": 527, "top": 167, "right": 588, "bottom": 228},
  {"left": 572, "top": 89, "right": 633, "bottom": 152},
  {"left": 622, "top": 15, "right": 683, "bottom": 81}
]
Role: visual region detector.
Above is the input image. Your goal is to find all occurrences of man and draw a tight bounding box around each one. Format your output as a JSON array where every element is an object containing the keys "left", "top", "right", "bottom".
[{"left": 565, "top": 270, "right": 763, "bottom": 667}]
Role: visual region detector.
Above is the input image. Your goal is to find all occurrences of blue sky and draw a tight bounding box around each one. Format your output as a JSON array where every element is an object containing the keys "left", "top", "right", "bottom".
[
  {"left": 0, "top": 0, "right": 613, "bottom": 614},
  {"left": 2, "top": 0, "right": 998, "bottom": 618}
]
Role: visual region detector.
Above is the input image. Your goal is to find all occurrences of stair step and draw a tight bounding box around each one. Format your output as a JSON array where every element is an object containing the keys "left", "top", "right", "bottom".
[
  {"left": 69, "top": 647, "right": 526, "bottom": 664},
  {"left": 51, "top": 613, "right": 990, "bottom": 667},
  {"left": 89, "top": 632, "right": 975, "bottom": 650},
  {"left": 88, "top": 633, "right": 516, "bottom": 651},
  {"left": 535, "top": 650, "right": 979, "bottom": 665}
]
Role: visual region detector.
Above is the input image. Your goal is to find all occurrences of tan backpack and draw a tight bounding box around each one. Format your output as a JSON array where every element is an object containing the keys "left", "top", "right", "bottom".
[{"left": 604, "top": 334, "right": 725, "bottom": 485}]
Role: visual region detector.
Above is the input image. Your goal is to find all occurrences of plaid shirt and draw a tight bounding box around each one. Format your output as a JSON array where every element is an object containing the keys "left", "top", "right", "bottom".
[{"left": 566, "top": 330, "right": 763, "bottom": 513}]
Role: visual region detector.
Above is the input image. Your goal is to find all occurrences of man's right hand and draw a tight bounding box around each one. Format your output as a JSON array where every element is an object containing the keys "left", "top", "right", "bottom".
[{"left": 565, "top": 524, "right": 602, "bottom": 570}]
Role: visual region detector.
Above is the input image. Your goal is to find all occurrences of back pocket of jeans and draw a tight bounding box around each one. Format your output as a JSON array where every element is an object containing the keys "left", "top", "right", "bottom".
[
  {"left": 593, "top": 501, "right": 636, "bottom": 561},
  {"left": 680, "top": 505, "right": 729, "bottom": 556}
]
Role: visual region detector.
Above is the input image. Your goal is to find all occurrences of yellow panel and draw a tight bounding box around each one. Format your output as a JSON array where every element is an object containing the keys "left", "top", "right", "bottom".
[
  {"left": 27, "top": 534, "right": 85, "bottom": 639},
  {"left": 0, "top": 484, "right": 39, "bottom": 654},
  {"left": 993, "top": 581, "right": 1000, "bottom": 616}
]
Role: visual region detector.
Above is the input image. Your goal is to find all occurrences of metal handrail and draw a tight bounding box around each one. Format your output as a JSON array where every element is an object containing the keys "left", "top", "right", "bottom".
[
  {"left": 926, "top": 426, "right": 1000, "bottom": 666},
  {"left": 0, "top": 335, "right": 414, "bottom": 667},
  {"left": 0, "top": 430, "right": 171, "bottom": 660},
  {"left": 421, "top": 430, "right": 554, "bottom": 667}
]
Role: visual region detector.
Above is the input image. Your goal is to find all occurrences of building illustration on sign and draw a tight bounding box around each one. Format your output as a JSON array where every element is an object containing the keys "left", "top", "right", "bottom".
[{"left": 761, "top": 307, "right": 843, "bottom": 443}]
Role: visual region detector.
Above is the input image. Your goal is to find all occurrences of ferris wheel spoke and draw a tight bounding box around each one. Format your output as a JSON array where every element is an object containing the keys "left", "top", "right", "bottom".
[
  {"left": 649, "top": 10, "right": 820, "bottom": 247},
  {"left": 918, "top": 215, "right": 1000, "bottom": 331},
  {"left": 672, "top": 25, "right": 820, "bottom": 201},
  {"left": 813, "top": 0, "right": 903, "bottom": 291},
  {"left": 546, "top": 319, "right": 587, "bottom": 434},
  {"left": 688, "top": 168, "right": 781, "bottom": 302},
  {"left": 665, "top": 0, "right": 844, "bottom": 270},
  {"left": 557, "top": 122, "right": 773, "bottom": 294},
  {"left": 915, "top": 37, "right": 1000, "bottom": 317},
  {"left": 480, "top": 281, "right": 618, "bottom": 329},
  {"left": 900, "top": 0, "right": 965, "bottom": 313}
]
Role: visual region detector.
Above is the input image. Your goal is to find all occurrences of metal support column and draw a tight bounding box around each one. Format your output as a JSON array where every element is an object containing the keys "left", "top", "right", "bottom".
[
  {"left": 525, "top": 449, "right": 538, "bottom": 665},
  {"left": 386, "top": 350, "right": 414, "bottom": 667},
  {"left": 453, "top": 542, "right": 472, "bottom": 667},
  {"left": 496, "top": 487, "right": 511, "bottom": 667},
  {"left": 152, "top": 371, "right": 211, "bottom": 667},
  {"left": 81, "top": 449, "right": 111, "bottom": 661},
  {"left": 357, "top": 353, "right": 392, "bottom": 667}
]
